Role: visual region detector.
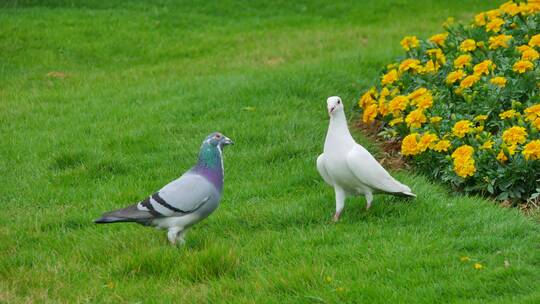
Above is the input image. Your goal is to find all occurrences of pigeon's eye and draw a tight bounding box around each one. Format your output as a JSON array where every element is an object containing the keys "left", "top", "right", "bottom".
[
  {"left": 337, "top": 100, "right": 341, "bottom": 104},
  {"left": 215, "top": 134, "right": 221, "bottom": 139}
]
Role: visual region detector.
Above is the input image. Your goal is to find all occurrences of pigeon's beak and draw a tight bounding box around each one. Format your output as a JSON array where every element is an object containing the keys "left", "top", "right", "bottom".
[
  {"left": 222, "top": 137, "right": 234, "bottom": 146},
  {"left": 328, "top": 106, "right": 336, "bottom": 115}
]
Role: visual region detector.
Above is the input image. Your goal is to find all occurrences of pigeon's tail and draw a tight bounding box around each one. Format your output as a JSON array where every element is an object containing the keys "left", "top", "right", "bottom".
[{"left": 94, "top": 204, "right": 154, "bottom": 224}]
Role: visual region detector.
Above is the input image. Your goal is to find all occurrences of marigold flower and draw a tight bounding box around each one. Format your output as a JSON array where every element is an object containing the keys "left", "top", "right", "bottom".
[
  {"left": 418, "top": 133, "right": 438, "bottom": 152},
  {"left": 513, "top": 60, "right": 534, "bottom": 73},
  {"left": 500, "top": 1, "right": 521, "bottom": 16},
  {"left": 389, "top": 117, "right": 404, "bottom": 126},
  {"left": 473, "top": 60, "right": 495, "bottom": 76},
  {"left": 429, "top": 33, "right": 448, "bottom": 46},
  {"left": 362, "top": 104, "right": 378, "bottom": 123},
  {"left": 388, "top": 95, "right": 409, "bottom": 115},
  {"left": 401, "top": 36, "right": 419, "bottom": 51},
  {"left": 532, "top": 118, "right": 540, "bottom": 130},
  {"left": 416, "top": 94, "right": 433, "bottom": 110},
  {"left": 488, "top": 34, "right": 512, "bottom": 49},
  {"left": 451, "top": 145, "right": 476, "bottom": 178},
  {"left": 460, "top": 39, "right": 477, "bottom": 52},
  {"left": 474, "top": 114, "right": 488, "bottom": 121},
  {"left": 523, "top": 140, "right": 540, "bottom": 160},
  {"left": 401, "top": 133, "right": 419, "bottom": 156},
  {"left": 502, "top": 126, "right": 527, "bottom": 145},
  {"left": 495, "top": 149, "right": 508, "bottom": 164},
  {"left": 499, "top": 109, "right": 517, "bottom": 119},
  {"left": 446, "top": 70, "right": 466, "bottom": 84},
  {"left": 453, "top": 54, "right": 471, "bottom": 69},
  {"left": 481, "top": 141, "right": 494, "bottom": 150},
  {"left": 459, "top": 74, "right": 480, "bottom": 89},
  {"left": 522, "top": 48, "right": 539, "bottom": 61},
  {"left": 474, "top": 263, "right": 484, "bottom": 270},
  {"left": 485, "top": 9, "right": 501, "bottom": 20},
  {"left": 426, "top": 48, "right": 446, "bottom": 64},
  {"left": 381, "top": 69, "right": 398, "bottom": 85},
  {"left": 433, "top": 140, "right": 451, "bottom": 152},
  {"left": 405, "top": 109, "right": 427, "bottom": 129},
  {"left": 407, "top": 87, "right": 428, "bottom": 100},
  {"left": 430, "top": 116, "right": 442, "bottom": 123},
  {"left": 524, "top": 104, "right": 540, "bottom": 121},
  {"left": 474, "top": 12, "right": 486, "bottom": 26},
  {"left": 486, "top": 18, "right": 505, "bottom": 32},
  {"left": 490, "top": 76, "right": 507, "bottom": 87},
  {"left": 453, "top": 120, "right": 472, "bottom": 138},
  {"left": 420, "top": 60, "right": 438, "bottom": 74},
  {"left": 359, "top": 91, "right": 375, "bottom": 109},
  {"left": 529, "top": 34, "right": 540, "bottom": 48},
  {"left": 399, "top": 59, "right": 421, "bottom": 72}
]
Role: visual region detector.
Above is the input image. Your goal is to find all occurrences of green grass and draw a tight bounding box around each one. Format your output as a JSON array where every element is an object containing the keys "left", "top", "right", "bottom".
[{"left": 1, "top": 0, "right": 540, "bottom": 303}]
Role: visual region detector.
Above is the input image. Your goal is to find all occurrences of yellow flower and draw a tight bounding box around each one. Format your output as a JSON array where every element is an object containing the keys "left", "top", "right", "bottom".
[
  {"left": 378, "top": 99, "right": 389, "bottom": 116},
  {"left": 420, "top": 60, "right": 438, "bottom": 74},
  {"left": 523, "top": 140, "right": 540, "bottom": 160},
  {"left": 497, "top": 150, "right": 508, "bottom": 163},
  {"left": 401, "top": 133, "right": 419, "bottom": 156},
  {"left": 490, "top": 76, "right": 507, "bottom": 87},
  {"left": 459, "top": 74, "right": 480, "bottom": 89},
  {"left": 529, "top": 34, "right": 540, "bottom": 48},
  {"left": 513, "top": 60, "right": 534, "bottom": 73},
  {"left": 380, "top": 87, "right": 390, "bottom": 99},
  {"left": 362, "top": 104, "right": 378, "bottom": 123},
  {"left": 474, "top": 12, "right": 487, "bottom": 26},
  {"left": 405, "top": 109, "right": 427, "bottom": 129},
  {"left": 473, "top": 60, "right": 495, "bottom": 76},
  {"left": 407, "top": 87, "right": 428, "bottom": 100},
  {"left": 500, "top": 1, "right": 521, "bottom": 16},
  {"left": 488, "top": 34, "right": 512, "bottom": 49},
  {"left": 460, "top": 256, "right": 471, "bottom": 262},
  {"left": 524, "top": 104, "right": 540, "bottom": 122},
  {"left": 389, "top": 117, "right": 404, "bottom": 126},
  {"left": 452, "top": 120, "right": 472, "bottom": 138},
  {"left": 522, "top": 48, "right": 539, "bottom": 61},
  {"left": 502, "top": 126, "right": 527, "bottom": 145},
  {"left": 426, "top": 48, "right": 446, "bottom": 64},
  {"left": 401, "top": 36, "right": 419, "bottom": 51},
  {"left": 388, "top": 95, "right": 409, "bottom": 115},
  {"left": 381, "top": 69, "right": 399, "bottom": 85},
  {"left": 412, "top": 91, "right": 433, "bottom": 110},
  {"left": 486, "top": 9, "right": 501, "bottom": 20},
  {"left": 486, "top": 18, "right": 505, "bottom": 33},
  {"left": 474, "top": 263, "right": 484, "bottom": 270},
  {"left": 399, "top": 59, "right": 421, "bottom": 72},
  {"left": 451, "top": 145, "right": 476, "bottom": 178},
  {"left": 474, "top": 114, "right": 488, "bottom": 121},
  {"left": 418, "top": 133, "right": 438, "bottom": 152},
  {"left": 517, "top": 45, "right": 533, "bottom": 53},
  {"left": 460, "top": 39, "right": 477, "bottom": 52},
  {"left": 532, "top": 118, "right": 540, "bottom": 130},
  {"left": 359, "top": 91, "right": 375, "bottom": 109},
  {"left": 430, "top": 116, "right": 442, "bottom": 123},
  {"left": 429, "top": 33, "right": 448, "bottom": 46},
  {"left": 481, "top": 141, "right": 494, "bottom": 150},
  {"left": 433, "top": 140, "right": 451, "bottom": 152},
  {"left": 499, "top": 109, "right": 517, "bottom": 119},
  {"left": 453, "top": 54, "right": 472, "bottom": 69},
  {"left": 446, "top": 70, "right": 466, "bottom": 84}
]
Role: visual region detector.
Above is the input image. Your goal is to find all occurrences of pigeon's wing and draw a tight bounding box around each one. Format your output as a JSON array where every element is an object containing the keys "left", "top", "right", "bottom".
[
  {"left": 317, "top": 154, "right": 333, "bottom": 185},
  {"left": 137, "top": 173, "right": 216, "bottom": 217},
  {"left": 346, "top": 144, "right": 413, "bottom": 195}
]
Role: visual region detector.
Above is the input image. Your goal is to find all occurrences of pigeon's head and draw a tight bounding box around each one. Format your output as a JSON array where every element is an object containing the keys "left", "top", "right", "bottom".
[
  {"left": 204, "top": 132, "right": 234, "bottom": 149},
  {"left": 327, "top": 96, "right": 344, "bottom": 116}
]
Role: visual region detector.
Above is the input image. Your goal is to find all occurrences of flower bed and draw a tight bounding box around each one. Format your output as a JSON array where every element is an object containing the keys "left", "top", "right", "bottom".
[{"left": 358, "top": 0, "right": 540, "bottom": 203}]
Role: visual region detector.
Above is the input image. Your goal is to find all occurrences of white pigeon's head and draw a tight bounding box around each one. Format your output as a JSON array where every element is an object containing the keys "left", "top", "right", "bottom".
[{"left": 327, "top": 96, "right": 343, "bottom": 116}]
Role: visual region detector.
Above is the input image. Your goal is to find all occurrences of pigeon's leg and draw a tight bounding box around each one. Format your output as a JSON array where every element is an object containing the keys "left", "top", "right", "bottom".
[
  {"left": 167, "top": 226, "right": 182, "bottom": 245},
  {"left": 333, "top": 186, "right": 346, "bottom": 222},
  {"left": 365, "top": 192, "right": 373, "bottom": 210},
  {"left": 175, "top": 229, "right": 187, "bottom": 246}
]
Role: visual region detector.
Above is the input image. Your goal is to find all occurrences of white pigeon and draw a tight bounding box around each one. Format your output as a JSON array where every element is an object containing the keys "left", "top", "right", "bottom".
[{"left": 317, "top": 96, "right": 415, "bottom": 221}]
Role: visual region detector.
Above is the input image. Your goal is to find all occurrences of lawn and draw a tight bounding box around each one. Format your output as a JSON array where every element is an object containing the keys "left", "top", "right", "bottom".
[{"left": 1, "top": 0, "right": 540, "bottom": 303}]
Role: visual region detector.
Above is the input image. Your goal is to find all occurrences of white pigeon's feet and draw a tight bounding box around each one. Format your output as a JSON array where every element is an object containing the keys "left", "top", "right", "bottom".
[
  {"left": 167, "top": 227, "right": 183, "bottom": 245},
  {"left": 332, "top": 211, "right": 342, "bottom": 222}
]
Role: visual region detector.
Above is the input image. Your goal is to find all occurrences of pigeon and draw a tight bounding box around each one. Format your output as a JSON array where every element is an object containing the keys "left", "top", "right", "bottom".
[
  {"left": 317, "top": 96, "right": 415, "bottom": 222},
  {"left": 95, "top": 132, "right": 233, "bottom": 245}
]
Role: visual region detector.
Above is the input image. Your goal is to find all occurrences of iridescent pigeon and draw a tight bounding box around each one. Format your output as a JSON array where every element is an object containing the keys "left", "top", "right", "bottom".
[
  {"left": 95, "top": 132, "right": 233, "bottom": 245},
  {"left": 317, "top": 96, "right": 415, "bottom": 222}
]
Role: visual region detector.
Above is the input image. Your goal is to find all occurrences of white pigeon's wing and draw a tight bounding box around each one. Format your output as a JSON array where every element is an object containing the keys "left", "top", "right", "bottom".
[
  {"left": 317, "top": 154, "right": 333, "bottom": 185},
  {"left": 138, "top": 174, "right": 215, "bottom": 217},
  {"left": 346, "top": 144, "right": 411, "bottom": 194}
]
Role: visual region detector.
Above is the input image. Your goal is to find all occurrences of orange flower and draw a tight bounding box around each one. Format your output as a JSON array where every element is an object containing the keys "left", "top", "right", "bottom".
[
  {"left": 486, "top": 18, "right": 505, "bottom": 32},
  {"left": 460, "top": 39, "right": 477, "bottom": 52},
  {"left": 513, "top": 60, "right": 534, "bottom": 73},
  {"left": 454, "top": 54, "right": 472, "bottom": 69}
]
